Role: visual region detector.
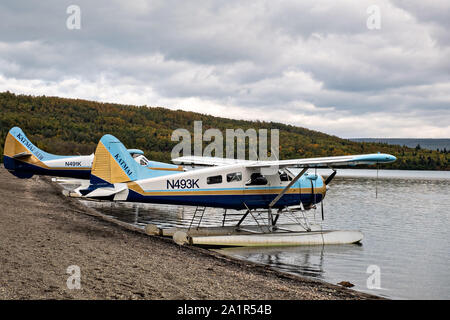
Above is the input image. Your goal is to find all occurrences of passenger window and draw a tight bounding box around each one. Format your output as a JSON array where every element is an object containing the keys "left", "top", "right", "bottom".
[
  {"left": 246, "top": 173, "right": 268, "bottom": 185},
  {"left": 207, "top": 175, "right": 222, "bottom": 184},
  {"left": 227, "top": 172, "right": 242, "bottom": 182}
]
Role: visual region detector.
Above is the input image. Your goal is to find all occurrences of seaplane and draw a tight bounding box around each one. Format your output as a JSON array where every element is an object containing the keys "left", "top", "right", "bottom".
[
  {"left": 2, "top": 126, "right": 182, "bottom": 179},
  {"left": 61, "top": 133, "right": 396, "bottom": 247}
]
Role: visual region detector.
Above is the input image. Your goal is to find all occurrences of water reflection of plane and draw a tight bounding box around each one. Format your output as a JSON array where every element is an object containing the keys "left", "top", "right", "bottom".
[
  {"left": 83, "top": 200, "right": 206, "bottom": 228},
  {"left": 218, "top": 244, "right": 363, "bottom": 280}
]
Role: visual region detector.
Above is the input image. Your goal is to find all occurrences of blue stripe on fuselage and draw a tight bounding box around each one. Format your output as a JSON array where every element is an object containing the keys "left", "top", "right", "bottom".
[{"left": 3, "top": 155, "right": 91, "bottom": 179}]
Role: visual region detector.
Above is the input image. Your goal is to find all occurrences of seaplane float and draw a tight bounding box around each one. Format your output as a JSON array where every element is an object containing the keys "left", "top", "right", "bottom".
[{"left": 2, "top": 127, "right": 397, "bottom": 247}]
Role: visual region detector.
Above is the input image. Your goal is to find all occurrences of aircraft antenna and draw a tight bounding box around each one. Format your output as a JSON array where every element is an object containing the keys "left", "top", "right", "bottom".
[
  {"left": 375, "top": 162, "right": 379, "bottom": 198},
  {"left": 314, "top": 167, "right": 318, "bottom": 205},
  {"left": 315, "top": 167, "right": 324, "bottom": 221}
]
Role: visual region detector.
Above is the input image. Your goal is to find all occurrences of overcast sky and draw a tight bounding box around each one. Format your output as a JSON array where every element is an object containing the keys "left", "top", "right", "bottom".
[{"left": 0, "top": 0, "right": 449, "bottom": 138}]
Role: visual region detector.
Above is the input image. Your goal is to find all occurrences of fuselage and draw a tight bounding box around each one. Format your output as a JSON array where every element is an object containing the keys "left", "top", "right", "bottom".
[
  {"left": 123, "top": 164, "right": 326, "bottom": 210},
  {"left": 3, "top": 152, "right": 93, "bottom": 179}
]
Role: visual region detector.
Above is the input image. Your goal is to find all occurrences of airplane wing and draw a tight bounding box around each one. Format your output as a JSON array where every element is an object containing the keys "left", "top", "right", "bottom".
[
  {"left": 172, "top": 153, "right": 397, "bottom": 169},
  {"left": 172, "top": 156, "right": 254, "bottom": 167}
]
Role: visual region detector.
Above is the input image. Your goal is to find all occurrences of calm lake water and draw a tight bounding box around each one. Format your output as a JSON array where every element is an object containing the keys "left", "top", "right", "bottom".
[{"left": 78, "top": 169, "right": 450, "bottom": 300}]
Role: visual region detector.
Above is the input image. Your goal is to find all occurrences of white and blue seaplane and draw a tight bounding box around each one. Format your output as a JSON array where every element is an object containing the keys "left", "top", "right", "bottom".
[
  {"left": 60, "top": 134, "right": 396, "bottom": 247},
  {"left": 2, "top": 127, "right": 182, "bottom": 179}
]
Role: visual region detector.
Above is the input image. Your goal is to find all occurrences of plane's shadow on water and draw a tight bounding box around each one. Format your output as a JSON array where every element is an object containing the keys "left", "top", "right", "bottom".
[
  {"left": 80, "top": 199, "right": 315, "bottom": 230},
  {"left": 217, "top": 244, "right": 364, "bottom": 281}
]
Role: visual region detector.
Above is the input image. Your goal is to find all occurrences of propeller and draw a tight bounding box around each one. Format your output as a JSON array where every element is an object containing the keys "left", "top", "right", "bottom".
[
  {"left": 320, "top": 168, "right": 337, "bottom": 221},
  {"left": 325, "top": 169, "right": 337, "bottom": 185},
  {"left": 321, "top": 200, "right": 324, "bottom": 221}
]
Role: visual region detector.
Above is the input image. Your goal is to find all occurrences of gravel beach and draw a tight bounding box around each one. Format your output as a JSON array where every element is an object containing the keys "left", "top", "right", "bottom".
[{"left": 0, "top": 166, "right": 380, "bottom": 300}]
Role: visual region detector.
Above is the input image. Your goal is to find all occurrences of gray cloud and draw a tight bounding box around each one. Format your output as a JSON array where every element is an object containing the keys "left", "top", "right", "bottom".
[{"left": 0, "top": 0, "right": 449, "bottom": 138}]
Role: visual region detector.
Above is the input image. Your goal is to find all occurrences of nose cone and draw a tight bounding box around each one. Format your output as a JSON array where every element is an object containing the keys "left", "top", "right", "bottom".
[{"left": 388, "top": 155, "right": 397, "bottom": 162}]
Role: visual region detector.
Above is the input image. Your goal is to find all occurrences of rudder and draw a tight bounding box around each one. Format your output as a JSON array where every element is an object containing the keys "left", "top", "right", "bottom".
[
  {"left": 90, "top": 134, "right": 142, "bottom": 186},
  {"left": 3, "top": 127, "right": 51, "bottom": 178}
]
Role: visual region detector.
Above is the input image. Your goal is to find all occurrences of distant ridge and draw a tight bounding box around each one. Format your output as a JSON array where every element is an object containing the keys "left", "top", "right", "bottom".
[{"left": 350, "top": 138, "right": 450, "bottom": 151}]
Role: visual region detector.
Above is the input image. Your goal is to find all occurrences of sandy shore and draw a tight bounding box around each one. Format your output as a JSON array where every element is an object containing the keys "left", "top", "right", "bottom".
[{"left": 0, "top": 166, "right": 380, "bottom": 299}]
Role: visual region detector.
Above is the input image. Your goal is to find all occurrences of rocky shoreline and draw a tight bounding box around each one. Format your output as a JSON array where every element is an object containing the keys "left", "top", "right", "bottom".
[{"left": 0, "top": 166, "right": 381, "bottom": 300}]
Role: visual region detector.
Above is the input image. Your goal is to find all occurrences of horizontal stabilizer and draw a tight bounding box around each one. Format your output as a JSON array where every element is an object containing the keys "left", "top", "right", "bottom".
[
  {"left": 12, "top": 151, "right": 32, "bottom": 159},
  {"left": 85, "top": 184, "right": 128, "bottom": 198},
  {"left": 72, "top": 183, "right": 129, "bottom": 201}
]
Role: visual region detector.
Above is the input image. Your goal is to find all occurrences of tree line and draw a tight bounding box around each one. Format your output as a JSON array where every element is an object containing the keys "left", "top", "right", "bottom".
[{"left": 0, "top": 91, "right": 448, "bottom": 170}]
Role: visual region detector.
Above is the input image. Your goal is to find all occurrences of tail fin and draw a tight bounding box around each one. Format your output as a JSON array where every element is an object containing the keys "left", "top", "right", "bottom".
[
  {"left": 90, "top": 134, "right": 144, "bottom": 186},
  {"left": 76, "top": 134, "right": 181, "bottom": 199},
  {"left": 3, "top": 127, "right": 56, "bottom": 178},
  {"left": 4, "top": 127, "right": 49, "bottom": 160},
  {"left": 89, "top": 134, "right": 178, "bottom": 187}
]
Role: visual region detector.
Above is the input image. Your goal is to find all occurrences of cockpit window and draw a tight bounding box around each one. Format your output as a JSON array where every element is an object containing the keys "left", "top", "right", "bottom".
[
  {"left": 133, "top": 155, "right": 149, "bottom": 166},
  {"left": 279, "top": 170, "right": 292, "bottom": 181}
]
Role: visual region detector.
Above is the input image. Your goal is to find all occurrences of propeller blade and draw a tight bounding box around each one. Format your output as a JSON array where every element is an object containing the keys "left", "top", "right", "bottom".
[
  {"left": 321, "top": 200, "right": 324, "bottom": 221},
  {"left": 325, "top": 170, "right": 337, "bottom": 185}
]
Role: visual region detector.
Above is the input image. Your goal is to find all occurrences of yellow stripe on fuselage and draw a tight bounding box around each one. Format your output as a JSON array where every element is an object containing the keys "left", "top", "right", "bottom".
[
  {"left": 127, "top": 181, "right": 326, "bottom": 197},
  {"left": 147, "top": 166, "right": 184, "bottom": 171}
]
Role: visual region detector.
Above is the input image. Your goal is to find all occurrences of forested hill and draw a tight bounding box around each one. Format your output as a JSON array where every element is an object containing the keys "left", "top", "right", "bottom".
[{"left": 0, "top": 91, "right": 448, "bottom": 170}]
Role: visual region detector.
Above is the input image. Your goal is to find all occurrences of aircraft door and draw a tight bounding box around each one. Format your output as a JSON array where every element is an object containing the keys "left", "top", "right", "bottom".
[{"left": 244, "top": 170, "right": 269, "bottom": 208}]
